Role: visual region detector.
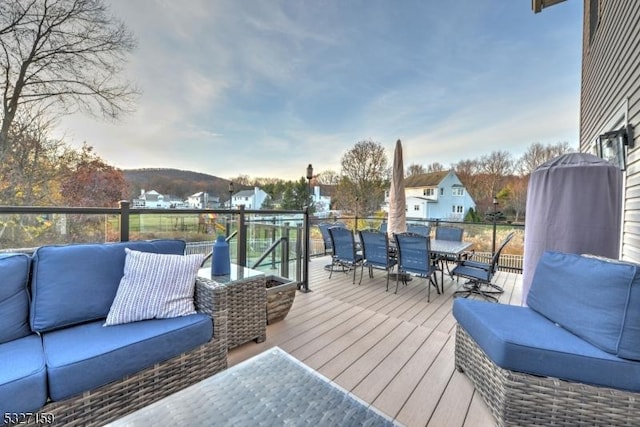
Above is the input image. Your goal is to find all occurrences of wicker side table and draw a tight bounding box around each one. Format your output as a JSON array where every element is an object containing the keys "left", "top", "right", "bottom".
[{"left": 198, "top": 264, "right": 266, "bottom": 349}]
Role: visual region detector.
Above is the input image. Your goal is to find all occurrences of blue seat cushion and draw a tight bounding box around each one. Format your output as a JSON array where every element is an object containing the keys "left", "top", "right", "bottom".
[
  {"left": 43, "top": 313, "right": 212, "bottom": 401},
  {"left": 453, "top": 298, "right": 640, "bottom": 392},
  {"left": 0, "top": 253, "right": 31, "bottom": 343},
  {"left": 31, "top": 240, "right": 186, "bottom": 332},
  {"left": 0, "top": 335, "right": 47, "bottom": 414},
  {"left": 527, "top": 251, "right": 640, "bottom": 360}
]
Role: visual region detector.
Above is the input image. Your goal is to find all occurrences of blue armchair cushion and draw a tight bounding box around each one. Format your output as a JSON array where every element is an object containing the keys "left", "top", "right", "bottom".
[
  {"left": 104, "top": 249, "right": 204, "bottom": 326},
  {"left": 0, "top": 253, "right": 31, "bottom": 344},
  {"left": 526, "top": 251, "right": 640, "bottom": 360},
  {"left": 43, "top": 313, "right": 212, "bottom": 401},
  {"left": 453, "top": 298, "right": 640, "bottom": 392},
  {"left": 0, "top": 335, "right": 47, "bottom": 415},
  {"left": 30, "top": 240, "right": 186, "bottom": 333}
]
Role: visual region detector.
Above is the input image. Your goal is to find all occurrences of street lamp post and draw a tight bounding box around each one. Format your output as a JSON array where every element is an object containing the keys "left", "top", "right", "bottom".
[
  {"left": 492, "top": 196, "right": 499, "bottom": 255},
  {"left": 228, "top": 182, "right": 234, "bottom": 209},
  {"left": 306, "top": 164, "right": 313, "bottom": 208},
  {"left": 303, "top": 164, "right": 313, "bottom": 293}
]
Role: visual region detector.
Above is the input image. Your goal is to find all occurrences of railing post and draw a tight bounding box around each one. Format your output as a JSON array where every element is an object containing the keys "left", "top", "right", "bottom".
[
  {"left": 301, "top": 206, "right": 310, "bottom": 292},
  {"left": 282, "top": 236, "right": 290, "bottom": 279},
  {"left": 238, "top": 205, "right": 247, "bottom": 267},
  {"left": 271, "top": 217, "right": 277, "bottom": 269},
  {"left": 119, "top": 200, "right": 130, "bottom": 242}
]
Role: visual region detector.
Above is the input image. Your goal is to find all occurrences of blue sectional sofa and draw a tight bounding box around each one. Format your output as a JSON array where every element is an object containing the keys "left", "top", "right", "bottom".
[
  {"left": 453, "top": 251, "right": 640, "bottom": 426},
  {"left": 0, "top": 240, "right": 228, "bottom": 426}
]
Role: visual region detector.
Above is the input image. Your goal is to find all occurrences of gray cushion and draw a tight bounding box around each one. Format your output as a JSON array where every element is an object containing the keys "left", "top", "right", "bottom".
[
  {"left": 527, "top": 251, "right": 640, "bottom": 360},
  {"left": 30, "top": 240, "right": 186, "bottom": 332},
  {"left": 0, "top": 253, "right": 31, "bottom": 344},
  {"left": 105, "top": 249, "right": 204, "bottom": 326}
]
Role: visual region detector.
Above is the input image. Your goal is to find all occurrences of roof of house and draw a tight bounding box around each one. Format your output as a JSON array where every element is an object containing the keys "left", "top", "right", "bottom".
[
  {"left": 403, "top": 171, "right": 450, "bottom": 188},
  {"left": 234, "top": 190, "right": 255, "bottom": 197},
  {"left": 532, "top": 0, "right": 566, "bottom": 13}
]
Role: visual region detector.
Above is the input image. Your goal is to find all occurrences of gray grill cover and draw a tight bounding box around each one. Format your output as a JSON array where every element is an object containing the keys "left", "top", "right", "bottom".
[{"left": 522, "top": 153, "right": 622, "bottom": 304}]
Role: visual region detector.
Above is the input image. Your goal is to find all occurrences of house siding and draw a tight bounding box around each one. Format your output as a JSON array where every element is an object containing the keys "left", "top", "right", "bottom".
[{"left": 580, "top": 0, "right": 640, "bottom": 262}]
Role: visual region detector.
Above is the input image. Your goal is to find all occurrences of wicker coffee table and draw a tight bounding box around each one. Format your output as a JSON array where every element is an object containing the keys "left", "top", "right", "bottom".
[{"left": 107, "top": 347, "right": 398, "bottom": 426}]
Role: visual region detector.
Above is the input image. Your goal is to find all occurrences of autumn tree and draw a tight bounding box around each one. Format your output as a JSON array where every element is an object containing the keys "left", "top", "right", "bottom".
[
  {"left": 406, "top": 163, "right": 425, "bottom": 177},
  {"left": 426, "top": 162, "right": 445, "bottom": 173},
  {"left": 334, "top": 140, "right": 388, "bottom": 216},
  {"left": 316, "top": 169, "right": 339, "bottom": 185},
  {"left": 59, "top": 144, "right": 127, "bottom": 207},
  {"left": 516, "top": 141, "right": 574, "bottom": 176},
  {"left": 0, "top": 0, "right": 137, "bottom": 161},
  {"left": 0, "top": 114, "right": 66, "bottom": 205}
]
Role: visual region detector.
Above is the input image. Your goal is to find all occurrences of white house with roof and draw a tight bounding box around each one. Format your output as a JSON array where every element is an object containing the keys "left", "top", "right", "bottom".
[
  {"left": 187, "top": 192, "right": 220, "bottom": 209},
  {"left": 383, "top": 170, "right": 476, "bottom": 221},
  {"left": 311, "top": 185, "right": 332, "bottom": 216},
  {"left": 132, "top": 190, "right": 171, "bottom": 209},
  {"left": 230, "top": 187, "right": 269, "bottom": 209}
]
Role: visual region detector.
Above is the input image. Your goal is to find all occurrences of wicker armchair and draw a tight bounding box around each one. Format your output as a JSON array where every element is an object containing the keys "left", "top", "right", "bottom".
[
  {"left": 455, "top": 325, "right": 640, "bottom": 426},
  {"left": 30, "top": 277, "right": 228, "bottom": 427}
]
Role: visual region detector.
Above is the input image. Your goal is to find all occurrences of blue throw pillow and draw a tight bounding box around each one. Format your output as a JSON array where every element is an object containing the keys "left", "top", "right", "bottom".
[{"left": 527, "top": 251, "right": 640, "bottom": 359}]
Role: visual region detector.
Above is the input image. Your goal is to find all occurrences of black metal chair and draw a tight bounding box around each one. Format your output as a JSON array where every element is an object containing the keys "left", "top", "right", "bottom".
[
  {"left": 328, "top": 226, "right": 363, "bottom": 284},
  {"left": 451, "top": 232, "right": 515, "bottom": 302},
  {"left": 358, "top": 229, "right": 397, "bottom": 291},
  {"left": 394, "top": 232, "right": 439, "bottom": 300}
]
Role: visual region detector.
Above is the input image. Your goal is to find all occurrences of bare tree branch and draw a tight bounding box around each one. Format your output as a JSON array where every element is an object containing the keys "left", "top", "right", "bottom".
[{"left": 0, "top": 0, "right": 138, "bottom": 160}]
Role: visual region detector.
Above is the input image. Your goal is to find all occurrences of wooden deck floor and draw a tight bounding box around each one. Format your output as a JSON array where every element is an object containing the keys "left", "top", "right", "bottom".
[{"left": 228, "top": 256, "right": 523, "bottom": 427}]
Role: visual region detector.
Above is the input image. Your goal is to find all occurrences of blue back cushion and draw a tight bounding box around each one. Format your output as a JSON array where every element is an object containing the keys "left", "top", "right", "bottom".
[
  {"left": 0, "top": 253, "right": 31, "bottom": 343},
  {"left": 527, "top": 251, "right": 640, "bottom": 360},
  {"left": 30, "top": 240, "right": 186, "bottom": 332}
]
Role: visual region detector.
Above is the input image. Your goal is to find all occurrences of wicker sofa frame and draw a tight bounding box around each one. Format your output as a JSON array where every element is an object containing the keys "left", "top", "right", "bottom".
[
  {"left": 455, "top": 325, "right": 640, "bottom": 427},
  {"left": 27, "top": 277, "right": 228, "bottom": 427}
]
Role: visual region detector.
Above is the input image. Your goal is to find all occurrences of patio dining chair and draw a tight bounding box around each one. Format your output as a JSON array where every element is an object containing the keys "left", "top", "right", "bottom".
[
  {"left": 358, "top": 229, "right": 397, "bottom": 291},
  {"left": 407, "top": 223, "right": 430, "bottom": 237},
  {"left": 451, "top": 232, "right": 514, "bottom": 302},
  {"left": 435, "top": 225, "right": 465, "bottom": 283},
  {"left": 328, "top": 226, "right": 363, "bottom": 284},
  {"left": 394, "top": 232, "right": 440, "bottom": 301},
  {"left": 317, "top": 222, "right": 346, "bottom": 255}
]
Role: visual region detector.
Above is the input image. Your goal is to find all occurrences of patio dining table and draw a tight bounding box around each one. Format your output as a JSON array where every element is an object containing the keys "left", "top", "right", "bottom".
[{"left": 388, "top": 238, "right": 472, "bottom": 288}]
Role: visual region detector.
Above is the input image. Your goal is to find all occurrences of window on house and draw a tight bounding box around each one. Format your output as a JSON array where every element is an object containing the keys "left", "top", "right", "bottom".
[
  {"left": 440, "top": 188, "right": 444, "bottom": 196},
  {"left": 452, "top": 205, "right": 463, "bottom": 213},
  {"left": 414, "top": 205, "right": 420, "bottom": 211},
  {"left": 423, "top": 188, "right": 435, "bottom": 197},
  {"left": 452, "top": 187, "right": 464, "bottom": 196}
]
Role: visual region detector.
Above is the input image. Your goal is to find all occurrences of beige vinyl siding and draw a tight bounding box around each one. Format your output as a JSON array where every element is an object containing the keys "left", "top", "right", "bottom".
[{"left": 580, "top": 1, "right": 640, "bottom": 262}]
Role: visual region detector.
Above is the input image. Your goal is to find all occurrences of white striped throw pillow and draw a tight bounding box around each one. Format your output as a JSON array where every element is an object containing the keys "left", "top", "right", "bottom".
[{"left": 104, "top": 248, "right": 205, "bottom": 326}]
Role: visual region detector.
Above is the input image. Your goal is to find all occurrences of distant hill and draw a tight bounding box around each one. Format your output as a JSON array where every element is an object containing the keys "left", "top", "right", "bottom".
[{"left": 123, "top": 168, "right": 242, "bottom": 201}]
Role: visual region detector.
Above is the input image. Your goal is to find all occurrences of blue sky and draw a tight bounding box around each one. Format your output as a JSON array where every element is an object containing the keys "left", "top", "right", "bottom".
[{"left": 56, "top": 0, "right": 583, "bottom": 180}]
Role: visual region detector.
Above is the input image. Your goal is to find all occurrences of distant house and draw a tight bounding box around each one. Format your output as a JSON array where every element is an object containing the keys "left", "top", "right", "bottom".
[
  {"left": 231, "top": 187, "right": 269, "bottom": 209},
  {"left": 187, "top": 192, "right": 220, "bottom": 209},
  {"left": 132, "top": 189, "right": 170, "bottom": 209},
  {"left": 384, "top": 170, "right": 476, "bottom": 221},
  {"left": 311, "top": 185, "right": 333, "bottom": 216}
]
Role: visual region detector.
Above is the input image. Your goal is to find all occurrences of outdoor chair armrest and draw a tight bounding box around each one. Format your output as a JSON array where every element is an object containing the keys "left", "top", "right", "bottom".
[
  {"left": 460, "top": 259, "right": 491, "bottom": 271},
  {"left": 195, "top": 277, "right": 228, "bottom": 342}
]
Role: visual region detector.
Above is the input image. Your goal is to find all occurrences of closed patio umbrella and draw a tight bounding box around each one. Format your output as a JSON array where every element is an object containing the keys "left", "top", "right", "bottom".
[{"left": 388, "top": 139, "right": 407, "bottom": 238}]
